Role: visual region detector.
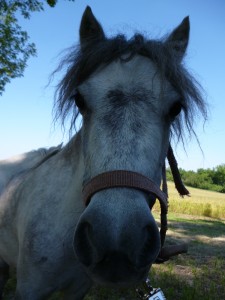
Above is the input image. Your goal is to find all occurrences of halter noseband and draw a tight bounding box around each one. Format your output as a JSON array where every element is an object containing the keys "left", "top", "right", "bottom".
[
  {"left": 82, "top": 144, "right": 189, "bottom": 262},
  {"left": 83, "top": 170, "right": 168, "bottom": 211}
]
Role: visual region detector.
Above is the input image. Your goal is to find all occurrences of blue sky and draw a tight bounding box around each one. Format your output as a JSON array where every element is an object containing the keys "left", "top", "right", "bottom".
[{"left": 0, "top": 0, "right": 224, "bottom": 171}]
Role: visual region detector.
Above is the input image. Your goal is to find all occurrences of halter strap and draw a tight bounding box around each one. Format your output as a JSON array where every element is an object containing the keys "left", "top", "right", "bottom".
[
  {"left": 83, "top": 170, "right": 167, "bottom": 212},
  {"left": 82, "top": 144, "right": 189, "bottom": 262},
  {"left": 83, "top": 170, "right": 168, "bottom": 253}
]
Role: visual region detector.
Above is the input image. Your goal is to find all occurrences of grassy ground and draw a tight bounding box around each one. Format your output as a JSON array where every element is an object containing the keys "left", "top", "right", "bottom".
[
  {"left": 84, "top": 213, "right": 225, "bottom": 300},
  {"left": 3, "top": 184, "right": 225, "bottom": 299}
]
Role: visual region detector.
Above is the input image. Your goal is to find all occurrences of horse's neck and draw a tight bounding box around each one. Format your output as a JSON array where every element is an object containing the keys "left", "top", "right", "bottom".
[
  {"left": 60, "top": 130, "right": 84, "bottom": 176},
  {"left": 0, "top": 152, "right": 38, "bottom": 191},
  {"left": 0, "top": 145, "right": 62, "bottom": 194},
  {"left": 54, "top": 131, "right": 85, "bottom": 212}
]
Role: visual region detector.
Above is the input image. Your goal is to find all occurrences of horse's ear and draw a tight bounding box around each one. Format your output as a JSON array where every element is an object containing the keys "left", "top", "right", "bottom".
[
  {"left": 166, "top": 16, "right": 190, "bottom": 60},
  {"left": 80, "top": 6, "right": 105, "bottom": 49}
]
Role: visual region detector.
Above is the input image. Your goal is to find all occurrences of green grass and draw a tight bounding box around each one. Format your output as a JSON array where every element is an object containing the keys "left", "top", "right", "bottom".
[
  {"left": 149, "top": 213, "right": 225, "bottom": 300},
  {"left": 84, "top": 214, "right": 225, "bottom": 299},
  {"left": 2, "top": 184, "right": 225, "bottom": 299},
  {"left": 150, "top": 256, "right": 225, "bottom": 300}
]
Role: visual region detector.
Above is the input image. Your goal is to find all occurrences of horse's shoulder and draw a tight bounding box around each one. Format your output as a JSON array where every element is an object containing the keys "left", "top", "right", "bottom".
[{"left": 0, "top": 144, "right": 63, "bottom": 195}]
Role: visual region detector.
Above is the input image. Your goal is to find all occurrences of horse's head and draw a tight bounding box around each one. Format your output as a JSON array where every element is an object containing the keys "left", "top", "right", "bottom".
[{"left": 56, "top": 7, "right": 205, "bottom": 286}]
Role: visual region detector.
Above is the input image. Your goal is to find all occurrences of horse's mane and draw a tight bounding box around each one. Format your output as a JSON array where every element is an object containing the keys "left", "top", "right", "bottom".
[{"left": 53, "top": 33, "right": 207, "bottom": 142}]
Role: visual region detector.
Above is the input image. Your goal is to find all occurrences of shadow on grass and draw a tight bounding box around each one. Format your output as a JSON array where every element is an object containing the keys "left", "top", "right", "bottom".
[
  {"left": 148, "top": 215, "right": 225, "bottom": 299},
  {"left": 160, "top": 216, "right": 225, "bottom": 259}
]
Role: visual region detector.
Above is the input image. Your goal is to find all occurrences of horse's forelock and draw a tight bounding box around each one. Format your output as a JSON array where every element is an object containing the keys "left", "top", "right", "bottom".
[{"left": 53, "top": 32, "right": 207, "bottom": 142}]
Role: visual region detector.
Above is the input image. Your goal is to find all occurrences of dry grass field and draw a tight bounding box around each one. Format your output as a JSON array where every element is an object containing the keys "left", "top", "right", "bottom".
[{"left": 155, "top": 181, "right": 225, "bottom": 220}]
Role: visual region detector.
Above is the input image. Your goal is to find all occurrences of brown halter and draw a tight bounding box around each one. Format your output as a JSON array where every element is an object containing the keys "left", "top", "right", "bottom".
[{"left": 82, "top": 144, "right": 189, "bottom": 262}]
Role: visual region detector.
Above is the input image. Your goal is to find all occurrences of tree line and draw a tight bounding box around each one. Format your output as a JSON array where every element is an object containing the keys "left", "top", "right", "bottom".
[{"left": 167, "top": 164, "right": 225, "bottom": 193}]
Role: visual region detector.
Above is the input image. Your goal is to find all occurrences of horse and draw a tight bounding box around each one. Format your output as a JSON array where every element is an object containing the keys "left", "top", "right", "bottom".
[
  {"left": 0, "top": 6, "right": 207, "bottom": 300},
  {"left": 0, "top": 145, "right": 62, "bottom": 194}
]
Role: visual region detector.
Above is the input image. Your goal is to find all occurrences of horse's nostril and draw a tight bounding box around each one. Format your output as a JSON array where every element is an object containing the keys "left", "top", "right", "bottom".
[
  {"left": 137, "top": 223, "right": 160, "bottom": 268},
  {"left": 74, "top": 221, "right": 94, "bottom": 267}
]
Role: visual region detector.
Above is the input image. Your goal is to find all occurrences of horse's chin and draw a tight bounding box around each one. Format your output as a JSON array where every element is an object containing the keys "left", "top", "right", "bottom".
[{"left": 86, "top": 263, "right": 151, "bottom": 287}]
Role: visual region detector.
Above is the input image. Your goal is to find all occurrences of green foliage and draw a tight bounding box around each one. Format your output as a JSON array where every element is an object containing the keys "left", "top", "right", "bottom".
[
  {"left": 47, "top": 0, "right": 57, "bottom": 7},
  {"left": 0, "top": 1, "right": 43, "bottom": 94},
  {"left": 167, "top": 164, "right": 225, "bottom": 193},
  {"left": 46, "top": 1, "right": 75, "bottom": 8},
  {"left": 0, "top": 0, "right": 75, "bottom": 94}
]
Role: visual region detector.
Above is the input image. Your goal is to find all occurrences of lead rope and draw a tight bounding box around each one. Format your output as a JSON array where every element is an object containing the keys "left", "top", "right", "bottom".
[
  {"left": 155, "top": 164, "right": 168, "bottom": 263},
  {"left": 160, "top": 163, "right": 168, "bottom": 247},
  {"left": 167, "top": 144, "right": 190, "bottom": 197},
  {"left": 137, "top": 146, "right": 189, "bottom": 299},
  {"left": 156, "top": 144, "right": 189, "bottom": 263}
]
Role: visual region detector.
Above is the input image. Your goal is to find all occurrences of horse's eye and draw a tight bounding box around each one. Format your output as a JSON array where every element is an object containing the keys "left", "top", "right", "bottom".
[
  {"left": 74, "top": 91, "right": 86, "bottom": 112},
  {"left": 169, "top": 101, "right": 182, "bottom": 118}
]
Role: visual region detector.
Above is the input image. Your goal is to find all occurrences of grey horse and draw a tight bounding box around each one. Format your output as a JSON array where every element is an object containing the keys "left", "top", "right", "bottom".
[
  {"left": 0, "top": 145, "right": 62, "bottom": 194},
  {"left": 0, "top": 6, "right": 206, "bottom": 300}
]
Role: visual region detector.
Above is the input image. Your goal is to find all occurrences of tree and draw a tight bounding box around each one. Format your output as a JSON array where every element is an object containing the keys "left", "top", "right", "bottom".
[
  {"left": 167, "top": 164, "right": 225, "bottom": 193},
  {"left": 212, "top": 164, "right": 225, "bottom": 186},
  {"left": 0, "top": 0, "right": 75, "bottom": 95}
]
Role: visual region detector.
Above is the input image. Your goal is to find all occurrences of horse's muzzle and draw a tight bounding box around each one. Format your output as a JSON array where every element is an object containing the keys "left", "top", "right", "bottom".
[
  {"left": 90, "top": 251, "right": 150, "bottom": 286},
  {"left": 73, "top": 196, "right": 160, "bottom": 285}
]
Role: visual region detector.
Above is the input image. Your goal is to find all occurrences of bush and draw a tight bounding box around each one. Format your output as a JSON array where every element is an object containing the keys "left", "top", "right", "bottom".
[
  {"left": 167, "top": 164, "right": 225, "bottom": 193},
  {"left": 203, "top": 203, "right": 212, "bottom": 217}
]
